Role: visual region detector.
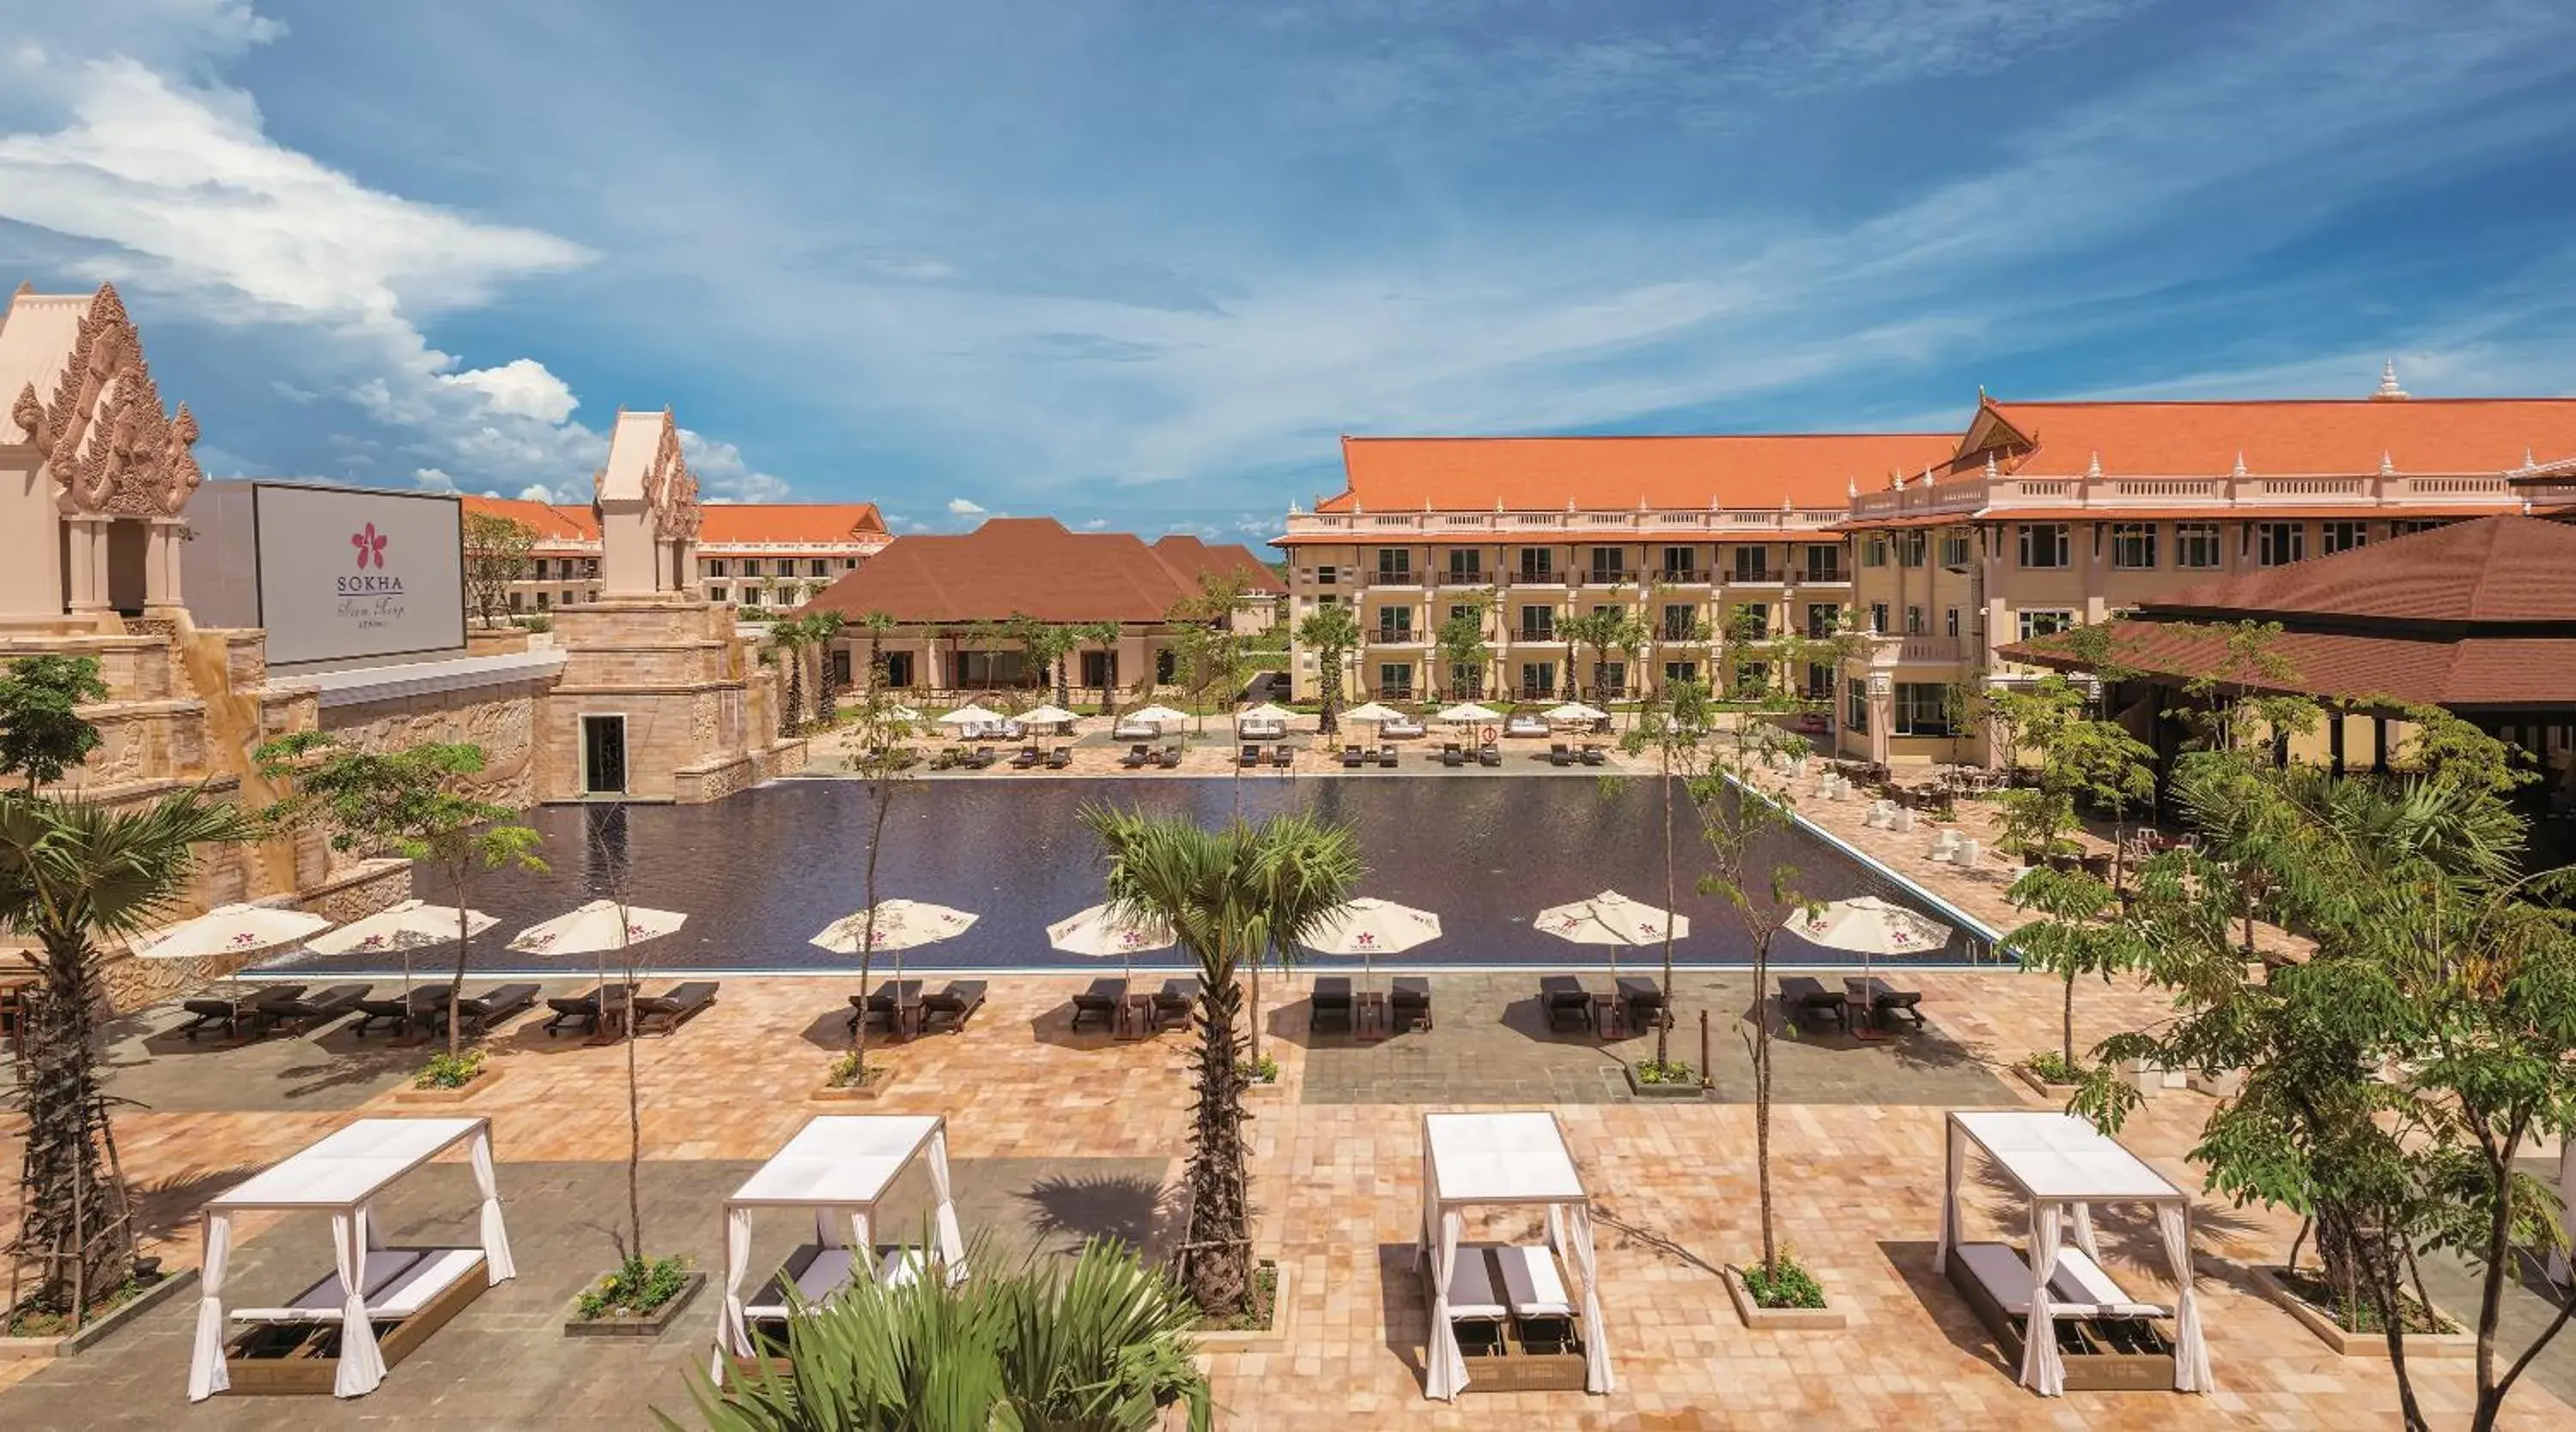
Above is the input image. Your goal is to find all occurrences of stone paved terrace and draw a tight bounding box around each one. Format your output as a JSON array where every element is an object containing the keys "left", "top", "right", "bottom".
[{"left": 3, "top": 970, "right": 2570, "bottom": 1429}]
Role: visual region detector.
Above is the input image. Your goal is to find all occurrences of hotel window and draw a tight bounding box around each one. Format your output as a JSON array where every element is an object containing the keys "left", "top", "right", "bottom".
[
  {"left": 1516, "top": 548, "right": 1555, "bottom": 582},
  {"left": 2390, "top": 519, "right": 2449, "bottom": 537},
  {"left": 1377, "top": 664, "right": 1413, "bottom": 699},
  {"left": 1868, "top": 601, "right": 1891, "bottom": 634},
  {"left": 830, "top": 651, "right": 851, "bottom": 685},
  {"left": 1945, "top": 607, "right": 1960, "bottom": 638},
  {"left": 1446, "top": 604, "right": 1479, "bottom": 628},
  {"left": 1663, "top": 660, "right": 1699, "bottom": 687},
  {"left": 1806, "top": 604, "right": 1838, "bottom": 639},
  {"left": 1905, "top": 604, "right": 1924, "bottom": 635},
  {"left": 1661, "top": 604, "right": 1698, "bottom": 641},
  {"left": 585, "top": 559, "right": 600, "bottom": 579},
  {"left": 1519, "top": 662, "right": 1556, "bottom": 699},
  {"left": 706, "top": 559, "right": 727, "bottom": 578},
  {"left": 1938, "top": 533, "right": 1971, "bottom": 568},
  {"left": 775, "top": 559, "right": 797, "bottom": 577},
  {"left": 534, "top": 591, "right": 549, "bottom": 609},
  {"left": 2017, "top": 523, "right": 2069, "bottom": 568},
  {"left": 708, "top": 586, "right": 727, "bottom": 604},
  {"left": 1587, "top": 548, "right": 1626, "bottom": 583},
  {"left": 533, "top": 558, "right": 550, "bottom": 579},
  {"left": 1313, "top": 564, "right": 1339, "bottom": 586},
  {"left": 507, "top": 592, "right": 523, "bottom": 612},
  {"left": 810, "top": 559, "right": 829, "bottom": 577},
  {"left": 1728, "top": 604, "right": 1771, "bottom": 640},
  {"left": 1600, "top": 662, "right": 1627, "bottom": 696},
  {"left": 1861, "top": 535, "right": 1889, "bottom": 567},
  {"left": 1805, "top": 663, "right": 1834, "bottom": 701},
  {"left": 2110, "top": 523, "right": 2157, "bottom": 570},
  {"left": 1732, "top": 546, "right": 1771, "bottom": 583},
  {"left": 2257, "top": 522, "right": 2306, "bottom": 567},
  {"left": 2321, "top": 520, "right": 2368, "bottom": 555},
  {"left": 745, "top": 588, "right": 766, "bottom": 606},
  {"left": 565, "top": 590, "right": 580, "bottom": 606},
  {"left": 1376, "top": 608, "right": 1414, "bottom": 642},
  {"left": 1732, "top": 663, "right": 1770, "bottom": 696},
  {"left": 1805, "top": 544, "right": 1843, "bottom": 582},
  {"left": 2175, "top": 522, "right": 2221, "bottom": 569},
  {"left": 1661, "top": 547, "right": 1699, "bottom": 579},
  {"left": 1845, "top": 678, "right": 1869, "bottom": 734},
  {"left": 1449, "top": 662, "right": 1483, "bottom": 696},
  {"left": 1518, "top": 606, "right": 1554, "bottom": 642},
  {"left": 1445, "top": 549, "right": 1483, "bottom": 583},
  {"left": 2017, "top": 609, "right": 2075, "bottom": 641},
  {"left": 1896, "top": 531, "right": 1926, "bottom": 568},
  {"left": 844, "top": 558, "right": 859, "bottom": 570},
  {"left": 1376, "top": 549, "right": 1412, "bottom": 583},
  {"left": 1892, "top": 683, "right": 1952, "bottom": 737}
]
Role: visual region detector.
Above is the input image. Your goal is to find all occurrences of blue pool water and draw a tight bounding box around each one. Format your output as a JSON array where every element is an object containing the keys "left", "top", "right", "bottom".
[{"left": 270, "top": 775, "right": 1995, "bottom": 977}]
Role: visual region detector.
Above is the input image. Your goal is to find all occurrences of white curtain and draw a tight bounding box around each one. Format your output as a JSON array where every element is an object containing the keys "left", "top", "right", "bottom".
[
  {"left": 361, "top": 1201, "right": 384, "bottom": 1251},
  {"left": 848, "top": 1209, "right": 876, "bottom": 1280},
  {"left": 928, "top": 1125, "right": 966, "bottom": 1283},
  {"left": 712, "top": 1205, "right": 754, "bottom": 1379},
  {"left": 331, "top": 1208, "right": 387, "bottom": 1398},
  {"left": 2020, "top": 1202, "right": 2064, "bottom": 1396},
  {"left": 1566, "top": 1204, "right": 1613, "bottom": 1394},
  {"left": 1425, "top": 1208, "right": 1467, "bottom": 1401},
  {"left": 2156, "top": 1203, "right": 2212, "bottom": 1393},
  {"left": 1933, "top": 1120, "right": 1965, "bottom": 1268},
  {"left": 2066, "top": 1202, "right": 2102, "bottom": 1263},
  {"left": 470, "top": 1127, "right": 515, "bottom": 1283},
  {"left": 187, "top": 1211, "right": 234, "bottom": 1402}
]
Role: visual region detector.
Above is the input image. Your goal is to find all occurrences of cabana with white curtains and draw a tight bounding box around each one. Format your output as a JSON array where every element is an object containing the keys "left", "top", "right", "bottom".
[
  {"left": 1935, "top": 1111, "right": 2212, "bottom": 1396},
  {"left": 1418, "top": 1111, "right": 1611, "bottom": 1400},
  {"left": 714, "top": 1114, "right": 967, "bottom": 1377},
  {"left": 189, "top": 1117, "right": 513, "bottom": 1401}
]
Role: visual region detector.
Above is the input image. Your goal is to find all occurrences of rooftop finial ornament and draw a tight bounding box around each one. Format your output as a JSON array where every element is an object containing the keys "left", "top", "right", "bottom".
[
  {"left": 2086, "top": 451, "right": 2103, "bottom": 480},
  {"left": 2380, "top": 450, "right": 2397, "bottom": 476},
  {"left": 2373, "top": 359, "right": 2409, "bottom": 401},
  {"left": 1846, "top": 477, "right": 1858, "bottom": 498},
  {"left": 1983, "top": 452, "right": 1997, "bottom": 480},
  {"left": 2232, "top": 451, "right": 2248, "bottom": 479}
]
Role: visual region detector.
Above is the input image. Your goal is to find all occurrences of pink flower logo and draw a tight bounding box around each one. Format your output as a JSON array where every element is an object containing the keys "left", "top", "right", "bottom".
[{"left": 351, "top": 524, "right": 389, "bottom": 568}]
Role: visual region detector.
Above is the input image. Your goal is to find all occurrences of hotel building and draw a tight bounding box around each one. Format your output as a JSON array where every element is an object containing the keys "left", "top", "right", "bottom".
[
  {"left": 1279, "top": 368, "right": 2576, "bottom": 766},
  {"left": 462, "top": 495, "right": 891, "bottom": 613}
]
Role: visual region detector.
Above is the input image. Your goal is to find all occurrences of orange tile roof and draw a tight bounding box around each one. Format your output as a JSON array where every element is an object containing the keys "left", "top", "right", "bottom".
[
  {"left": 1149, "top": 533, "right": 1285, "bottom": 595},
  {"left": 460, "top": 494, "right": 597, "bottom": 541},
  {"left": 805, "top": 518, "right": 1278, "bottom": 624},
  {"left": 2142, "top": 514, "right": 2576, "bottom": 624},
  {"left": 1975, "top": 397, "right": 2576, "bottom": 477},
  {"left": 458, "top": 495, "right": 885, "bottom": 547},
  {"left": 1323, "top": 434, "right": 1959, "bottom": 513}
]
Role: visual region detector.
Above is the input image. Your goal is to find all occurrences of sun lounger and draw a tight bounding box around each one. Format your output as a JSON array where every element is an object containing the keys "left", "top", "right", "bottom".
[
  {"left": 230, "top": 1247, "right": 485, "bottom": 1325},
  {"left": 1309, "top": 975, "right": 1354, "bottom": 1033},
  {"left": 971, "top": 745, "right": 999, "bottom": 768},
  {"left": 1614, "top": 975, "right": 1671, "bottom": 1032},
  {"left": 846, "top": 979, "right": 925, "bottom": 1033},
  {"left": 1045, "top": 745, "right": 1072, "bottom": 769},
  {"left": 1578, "top": 743, "right": 1607, "bottom": 767},
  {"left": 426, "top": 983, "right": 538, "bottom": 1037},
  {"left": 546, "top": 983, "right": 637, "bottom": 1035},
  {"left": 254, "top": 984, "right": 370, "bottom": 1036},
  {"left": 1548, "top": 743, "right": 1575, "bottom": 767},
  {"left": 1494, "top": 1243, "right": 1581, "bottom": 1353},
  {"left": 1375, "top": 744, "right": 1398, "bottom": 768},
  {"left": 1441, "top": 742, "right": 1465, "bottom": 767},
  {"left": 1152, "top": 977, "right": 1200, "bottom": 1031},
  {"left": 1269, "top": 743, "right": 1293, "bottom": 768},
  {"left": 1443, "top": 1244, "right": 1510, "bottom": 1355},
  {"left": 630, "top": 981, "right": 720, "bottom": 1035},
  {"left": 1120, "top": 743, "right": 1151, "bottom": 768},
  {"left": 1953, "top": 1243, "right": 2170, "bottom": 1321},
  {"left": 1382, "top": 717, "right": 1425, "bottom": 739},
  {"left": 179, "top": 985, "right": 307, "bottom": 1041},
  {"left": 1340, "top": 744, "right": 1364, "bottom": 768},
  {"left": 920, "top": 980, "right": 987, "bottom": 1034},
  {"left": 1157, "top": 745, "right": 1182, "bottom": 768},
  {"left": 1071, "top": 977, "right": 1127, "bottom": 1032},
  {"left": 1844, "top": 975, "right": 1926, "bottom": 1028},
  {"left": 1238, "top": 744, "right": 1262, "bottom": 768},
  {"left": 1391, "top": 975, "right": 1431, "bottom": 1030},
  {"left": 1539, "top": 974, "right": 1592, "bottom": 1033},
  {"left": 1011, "top": 744, "right": 1042, "bottom": 769},
  {"left": 1777, "top": 975, "right": 1848, "bottom": 1032},
  {"left": 1477, "top": 742, "right": 1502, "bottom": 767},
  {"left": 1506, "top": 713, "right": 1549, "bottom": 738}
]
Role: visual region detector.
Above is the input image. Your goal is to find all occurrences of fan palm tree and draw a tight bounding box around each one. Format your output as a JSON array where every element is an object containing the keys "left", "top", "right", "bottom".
[
  {"left": 805, "top": 610, "right": 847, "bottom": 724},
  {"left": 1078, "top": 622, "right": 1123, "bottom": 713},
  {"left": 1293, "top": 604, "right": 1360, "bottom": 736},
  {"left": 766, "top": 616, "right": 811, "bottom": 736},
  {"left": 1079, "top": 806, "right": 1358, "bottom": 1317},
  {"left": 0, "top": 789, "right": 252, "bottom": 1319}
]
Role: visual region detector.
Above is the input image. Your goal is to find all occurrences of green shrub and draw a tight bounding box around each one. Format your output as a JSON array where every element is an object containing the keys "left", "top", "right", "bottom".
[
  {"left": 2023, "top": 1049, "right": 2085, "bottom": 1083},
  {"left": 413, "top": 1048, "right": 486, "bottom": 1089},
  {"left": 826, "top": 1052, "right": 884, "bottom": 1089},
  {"left": 577, "top": 1254, "right": 691, "bottom": 1320},
  {"left": 509, "top": 614, "right": 551, "bottom": 634},
  {"left": 1741, "top": 1251, "right": 1826, "bottom": 1309},
  {"left": 1634, "top": 1058, "right": 1695, "bottom": 1085},
  {"left": 1235, "top": 1053, "right": 1279, "bottom": 1084}
]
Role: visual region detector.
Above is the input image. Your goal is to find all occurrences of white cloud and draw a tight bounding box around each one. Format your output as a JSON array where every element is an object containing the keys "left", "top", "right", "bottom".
[
  {"left": 438, "top": 358, "right": 579, "bottom": 425},
  {"left": 514, "top": 482, "right": 556, "bottom": 502},
  {"left": 679, "top": 428, "right": 792, "bottom": 503},
  {"left": 945, "top": 497, "right": 987, "bottom": 516},
  {"left": 410, "top": 466, "right": 454, "bottom": 493},
  {"left": 1080, "top": 518, "right": 1109, "bottom": 530}
]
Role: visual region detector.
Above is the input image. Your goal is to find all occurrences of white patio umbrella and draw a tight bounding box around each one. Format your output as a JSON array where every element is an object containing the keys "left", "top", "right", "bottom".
[
  {"left": 1533, "top": 889, "right": 1689, "bottom": 980},
  {"left": 304, "top": 899, "right": 497, "bottom": 1004},
  {"left": 1018, "top": 704, "right": 1080, "bottom": 730},
  {"left": 507, "top": 898, "right": 689, "bottom": 1027},
  {"left": 1301, "top": 896, "right": 1442, "bottom": 992},
  {"left": 1046, "top": 902, "right": 1176, "bottom": 985},
  {"left": 1123, "top": 704, "right": 1190, "bottom": 730},
  {"left": 936, "top": 703, "right": 1005, "bottom": 728},
  {"left": 131, "top": 903, "right": 335, "bottom": 1005},
  {"left": 1788, "top": 895, "right": 1952, "bottom": 1034},
  {"left": 1435, "top": 702, "right": 1501, "bottom": 724},
  {"left": 810, "top": 899, "right": 979, "bottom": 987},
  {"left": 1544, "top": 701, "right": 1610, "bottom": 725},
  {"left": 1341, "top": 701, "right": 1404, "bottom": 741},
  {"left": 1238, "top": 701, "right": 1297, "bottom": 724}
]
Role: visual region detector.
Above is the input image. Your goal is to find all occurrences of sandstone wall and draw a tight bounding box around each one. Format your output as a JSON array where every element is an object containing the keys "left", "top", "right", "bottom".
[{"left": 317, "top": 679, "right": 549, "bottom": 810}]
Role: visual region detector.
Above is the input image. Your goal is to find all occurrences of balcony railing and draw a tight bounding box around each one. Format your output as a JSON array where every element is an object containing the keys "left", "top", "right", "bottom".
[
  {"left": 1803, "top": 564, "right": 1844, "bottom": 584},
  {"left": 1508, "top": 570, "right": 1568, "bottom": 586},
  {"left": 1846, "top": 467, "right": 2524, "bottom": 521},
  {"left": 1438, "top": 568, "right": 1489, "bottom": 586},
  {"left": 1656, "top": 568, "right": 1712, "bottom": 585},
  {"left": 1516, "top": 628, "right": 1557, "bottom": 644},
  {"left": 1581, "top": 569, "right": 1631, "bottom": 587},
  {"left": 1728, "top": 567, "right": 1783, "bottom": 586},
  {"left": 1282, "top": 505, "right": 1848, "bottom": 541}
]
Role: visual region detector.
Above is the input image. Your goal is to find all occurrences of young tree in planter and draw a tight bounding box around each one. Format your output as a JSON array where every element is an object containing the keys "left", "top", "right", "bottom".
[
  {"left": 1077, "top": 621, "right": 1124, "bottom": 714},
  {"left": 1997, "top": 865, "right": 2147, "bottom": 1081},
  {"left": 1, "top": 787, "right": 250, "bottom": 1326},
  {"left": 255, "top": 735, "right": 545, "bottom": 1058},
  {"left": 1621, "top": 678, "right": 1711, "bottom": 1076},
  {"left": 0, "top": 655, "right": 109, "bottom": 792},
  {"left": 461, "top": 511, "right": 535, "bottom": 629},
  {"left": 1295, "top": 604, "right": 1360, "bottom": 737},
  {"left": 1080, "top": 805, "right": 1358, "bottom": 1318},
  {"left": 842, "top": 660, "right": 922, "bottom": 1083}
]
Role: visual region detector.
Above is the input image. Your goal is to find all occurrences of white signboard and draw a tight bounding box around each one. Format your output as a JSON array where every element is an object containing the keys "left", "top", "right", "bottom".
[{"left": 253, "top": 485, "right": 465, "bottom": 666}]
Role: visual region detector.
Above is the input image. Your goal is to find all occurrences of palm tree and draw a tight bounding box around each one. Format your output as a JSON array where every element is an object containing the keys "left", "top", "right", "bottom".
[
  {"left": 1294, "top": 604, "right": 1360, "bottom": 737},
  {"left": 1079, "top": 806, "right": 1358, "bottom": 1317},
  {"left": 855, "top": 610, "right": 897, "bottom": 696},
  {"left": 1029, "top": 623, "right": 1079, "bottom": 708},
  {"left": 767, "top": 616, "right": 811, "bottom": 736},
  {"left": 805, "top": 610, "right": 847, "bottom": 725},
  {"left": 1078, "top": 621, "right": 1122, "bottom": 713},
  {"left": 0, "top": 790, "right": 251, "bottom": 1320}
]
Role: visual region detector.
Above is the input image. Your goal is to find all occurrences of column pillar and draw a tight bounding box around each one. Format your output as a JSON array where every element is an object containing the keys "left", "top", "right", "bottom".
[
  {"left": 146, "top": 517, "right": 186, "bottom": 612},
  {"left": 2082, "top": 521, "right": 2106, "bottom": 624},
  {"left": 1866, "top": 670, "right": 1893, "bottom": 768},
  {"left": 64, "top": 516, "right": 108, "bottom": 616}
]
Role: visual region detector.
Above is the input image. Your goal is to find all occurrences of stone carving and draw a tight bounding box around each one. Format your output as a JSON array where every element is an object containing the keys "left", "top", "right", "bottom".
[
  {"left": 11, "top": 284, "right": 205, "bottom": 519},
  {"left": 647, "top": 409, "right": 702, "bottom": 541}
]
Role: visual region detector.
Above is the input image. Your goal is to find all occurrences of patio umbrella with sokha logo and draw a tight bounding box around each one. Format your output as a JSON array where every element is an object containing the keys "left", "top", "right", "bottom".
[
  {"left": 1300, "top": 897, "right": 1443, "bottom": 992},
  {"left": 1532, "top": 889, "right": 1689, "bottom": 982},
  {"left": 1046, "top": 902, "right": 1176, "bottom": 985},
  {"left": 810, "top": 899, "right": 979, "bottom": 988},
  {"left": 1788, "top": 895, "right": 1950, "bottom": 1030}
]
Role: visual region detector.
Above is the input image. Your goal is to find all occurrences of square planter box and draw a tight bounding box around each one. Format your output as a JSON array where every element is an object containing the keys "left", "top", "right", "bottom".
[
  {"left": 1623, "top": 1067, "right": 1705, "bottom": 1100},
  {"left": 2014, "top": 1065, "right": 2080, "bottom": 1102},
  {"left": 1192, "top": 1260, "right": 1294, "bottom": 1355},
  {"left": 1, "top": 1269, "right": 198, "bottom": 1360},
  {"left": 1722, "top": 1266, "right": 1847, "bottom": 1330},
  {"left": 811, "top": 1065, "right": 901, "bottom": 1101},
  {"left": 2249, "top": 1265, "right": 2474, "bottom": 1359},
  {"left": 392, "top": 1068, "right": 504, "bottom": 1103},
  {"left": 565, "top": 1270, "right": 706, "bottom": 1338}
]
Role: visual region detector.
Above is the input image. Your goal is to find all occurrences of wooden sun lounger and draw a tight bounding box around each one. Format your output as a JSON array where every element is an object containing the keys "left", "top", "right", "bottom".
[
  {"left": 427, "top": 983, "right": 538, "bottom": 1037},
  {"left": 1548, "top": 743, "right": 1575, "bottom": 767},
  {"left": 546, "top": 982, "right": 638, "bottom": 1035},
  {"left": 1441, "top": 743, "right": 1466, "bottom": 767},
  {"left": 1071, "top": 977, "right": 1127, "bottom": 1032},
  {"left": 1010, "top": 744, "right": 1042, "bottom": 768},
  {"left": 1477, "top": 743, "right": 1503, "bottom": 767},
  {"left": 1391, "top": 976, "right": 1431, "bottom": 1030},
  {"left": 1152, "top": 978, "right": 1200, "bottom": 1030},
  {"left": 254, "top": 984, "right": 370, "bottom": 1036},
  {"left": 1844, "top": 975, "right": 1926, "bottom": 1028},
  {"left": 630, "top": 981, "right": 720, "bottom": 1035},
  {"left": 1120, "top": 743, "right": 1151, "bottom": 768},
  {"left": 230, "top": 1247, "right": 486, "bottom": 1325},
  {"left": 1239, "top": 744, "right": 1262, "bottom": 768},
  {"left": 1157, "top": 745, "right": 1183, "bottom": 768},
  {"left": 1578, "top": 743, "right": 1607, "bottom": 767},
  {"left": 1309, "top": 975, "right": 1354, "bottom": 1033},
  {"left": 1340, "top": 745, "right": 1364, "bottom": 768},
  {"left": 847, "top": 979, "right": 925, "bottom": 1033},
  {"left": 179, "top": 986, "right": 307, "bottom": 1042},
  {"left": 1269, "top": 743, "right": 1293, "bottom": 768},
  {"left": 1444, "top": 1244, "right": 1510, "bottom": 1356},
  {"left": 1539, "top": 974, "right": 1592, "bottom": 1033},
  {"left": 1953, "top": 1243, "right": 2171, "bottom": 1320},
  {"left": 1614, "top": 975, "right": 1672, "bottom": 1032},
  {"left": 1375, "top": 745, "right": 1399, "bottom": 768},
  {"left": 1777, "top": 975, "right": 1849, "bottom": 1032},
  {"left": 1045, "top": 745, "right": 1072, "bottom": 769},
  {"left": 920, "top": 980, "right": 987, "bottom": 1034}
]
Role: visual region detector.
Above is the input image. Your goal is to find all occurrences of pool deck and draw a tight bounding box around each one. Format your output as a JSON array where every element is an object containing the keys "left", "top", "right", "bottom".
[{"left": 3, "top": 968, "right": 2566, "bottom": 1429}]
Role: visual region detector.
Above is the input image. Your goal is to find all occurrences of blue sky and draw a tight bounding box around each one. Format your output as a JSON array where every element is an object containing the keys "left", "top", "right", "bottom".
[{"left": 4, "top": 1, "right": 2575, "bottom": 542}]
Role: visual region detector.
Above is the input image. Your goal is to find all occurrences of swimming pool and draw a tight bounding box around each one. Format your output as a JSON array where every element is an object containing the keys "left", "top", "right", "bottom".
[{"left": 268, "top": 774, "right": 1999, "bottom": 978}]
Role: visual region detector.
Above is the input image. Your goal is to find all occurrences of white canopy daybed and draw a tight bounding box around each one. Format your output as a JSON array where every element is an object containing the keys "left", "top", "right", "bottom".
[
  {"left": 1418, "top": 1111, "right": 1610, "bottom": 1400},
  {"left": 714, "top": 1114, "right": 967, "bottom": 1377},
  {"left": 1935, "top": 1110, "right": 2212, "bottom": 1396},
  {"left": 189, "top": 1116, "right": 513, "bottom": 1401}
]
